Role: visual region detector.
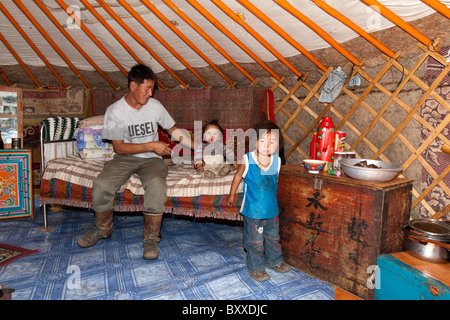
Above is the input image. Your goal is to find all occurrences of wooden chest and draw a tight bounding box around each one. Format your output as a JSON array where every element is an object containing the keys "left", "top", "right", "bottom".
[{"left": 277, "top": 164, "right": 413, "bottom": 300}]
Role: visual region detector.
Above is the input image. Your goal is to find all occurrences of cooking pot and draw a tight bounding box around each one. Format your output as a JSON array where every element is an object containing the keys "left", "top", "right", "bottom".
[
  {"left": 407, "top": 219, "right": 450, "bottom": 241},
  {"left": 402, "top": 219, "right": 450, "bottom": 264}
]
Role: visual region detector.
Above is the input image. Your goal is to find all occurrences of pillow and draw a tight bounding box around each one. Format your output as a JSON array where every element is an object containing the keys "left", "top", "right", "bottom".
[
  {"left": 77, "top": 115, "right": 104, "bottom": 128},
  {"left": 75, "top": 117, "right": 115, "bottom": 161}
]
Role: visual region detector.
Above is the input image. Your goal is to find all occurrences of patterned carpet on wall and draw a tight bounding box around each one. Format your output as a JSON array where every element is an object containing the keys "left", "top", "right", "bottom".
[
  {"left": 420, "top": 46, "right": 450, "bottom": 219},
  {"left": 0, "top": 202, "right": 334, "bottom": 301}
]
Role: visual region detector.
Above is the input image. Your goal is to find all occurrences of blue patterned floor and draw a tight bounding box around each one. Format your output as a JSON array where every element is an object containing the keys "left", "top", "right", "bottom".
[{"left": 0, "top": 203, "right": 334, "bottom": 300}]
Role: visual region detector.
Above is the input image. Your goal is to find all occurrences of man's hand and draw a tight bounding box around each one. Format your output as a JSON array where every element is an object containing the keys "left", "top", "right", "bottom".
[
  {"left": 112, "top": 140, "right": 172, "bottom": 156},
  {"left": 149, "top": 141, "right": 172, "bottom": 156}
]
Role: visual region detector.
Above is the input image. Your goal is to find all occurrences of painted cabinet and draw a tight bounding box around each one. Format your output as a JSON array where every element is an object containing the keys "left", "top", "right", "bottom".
[
  {"left": 0, "top": 149, "right": 33, "bottom": 219},
  {"left": 375, "top": 252, "right": 449, "bottom": 300}
]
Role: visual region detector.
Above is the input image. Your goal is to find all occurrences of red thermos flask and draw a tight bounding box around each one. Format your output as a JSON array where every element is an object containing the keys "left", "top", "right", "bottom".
[{"left": 311, "top": 117, "right": 335, "bottom": 166}]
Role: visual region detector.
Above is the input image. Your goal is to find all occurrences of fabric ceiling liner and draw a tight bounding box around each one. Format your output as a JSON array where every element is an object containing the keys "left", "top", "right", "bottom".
[{"left": 0, "top": 0, "right": 449, "bottom": 87}]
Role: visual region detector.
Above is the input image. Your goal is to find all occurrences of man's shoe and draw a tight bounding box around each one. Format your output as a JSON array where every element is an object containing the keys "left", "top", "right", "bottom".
[
  {"left": 77, "top": 226, "right": 111, "bottom": 248},
  {"left": 143, "top": 213, "right": 163, "bottom": 260},
  {"left": 77, "top": 210, "right": 114, "bottom": 248}
]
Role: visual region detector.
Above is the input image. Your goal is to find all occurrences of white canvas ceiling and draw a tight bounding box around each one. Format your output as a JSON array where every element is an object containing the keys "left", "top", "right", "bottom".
[{"left": 0, "top": 0, "right": 449, "bottom": 88}]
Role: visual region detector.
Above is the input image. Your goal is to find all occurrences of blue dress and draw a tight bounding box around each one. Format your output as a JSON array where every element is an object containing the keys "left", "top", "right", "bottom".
[{"left": 240, "top": 151, "right": 281, "bottom": 219}]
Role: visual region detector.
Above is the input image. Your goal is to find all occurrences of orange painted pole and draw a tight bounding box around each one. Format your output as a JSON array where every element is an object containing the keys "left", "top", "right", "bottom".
[
  {"left": 55, "top": 0, "right": 128, "bottom": 77},
  {"left": 95, "top": 0, "right": 170, "bottom": 90},
  {"left": 360, "top": 0, "right": 440, "bottom": 51},
  {"left": 211, "top": 0, "right": 302, "bottom": 78},
  {"left": 237, "top": 0, "right": 327, "bottom": 72},
  {"left": 0, "top": 67, "right": 12, "bottom": 86},
  {"left": 13, "top": 0, "right": 91, "bottom": 88},
  {"left": 117, "top": 0, "right": 210, "bottom": 88},
  {"left": 0, "top": 2, "right": 68, "bottom": 88},
  {"left": 36, "top": 0, "right": 118, "bottom": 90},
  {"left": 274, "top": 0, "right": 361, "bottom": 66},
  {"left": 141, "top": 0, "right": 235, "bottom": 87},
  {"left": 420, "top": 0, "right": 450, "bottom": 19},
  {"left": 186, "top": 0, "right": 282, "bottom": 82},
  {"left": 162, "top": 0, "right": 255, "bottom": 83},
  {"left": 0, "top": 32, "right": 40, "bottom": 87},
  {"left": 310, "top": 0, "right": 396, "bottom": 58}
]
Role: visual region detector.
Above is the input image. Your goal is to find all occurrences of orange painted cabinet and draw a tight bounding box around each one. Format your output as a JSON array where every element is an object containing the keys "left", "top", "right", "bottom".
[{"left": 0, "top": 149, "right": 33, "bottom": 219}]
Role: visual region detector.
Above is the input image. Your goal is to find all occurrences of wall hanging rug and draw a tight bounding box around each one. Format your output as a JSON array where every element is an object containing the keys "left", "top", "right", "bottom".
[
  {"left": 0, "top": 244, "right": 39, "bottom": 268},
  {"left": 420, "top": 46, "right": 450, "bottom": 219}
]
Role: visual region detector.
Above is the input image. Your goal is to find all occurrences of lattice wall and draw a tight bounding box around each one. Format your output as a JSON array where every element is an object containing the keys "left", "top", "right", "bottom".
[{"left": 271, "top": 41, "right": 450, "bottom": 220}]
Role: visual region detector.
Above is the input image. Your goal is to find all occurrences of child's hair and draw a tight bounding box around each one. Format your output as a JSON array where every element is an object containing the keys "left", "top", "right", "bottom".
[
  {"left": 253, "top": 120, "right": 284, "bottom": 152},
  {"left": 202, "top": 119, "right": 224, "bottom": 136}
]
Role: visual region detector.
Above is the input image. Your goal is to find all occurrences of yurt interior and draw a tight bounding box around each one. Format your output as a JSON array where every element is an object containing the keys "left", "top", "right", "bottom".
[{"left": 0, "top": 0, "right": 449, "bottom": 303}]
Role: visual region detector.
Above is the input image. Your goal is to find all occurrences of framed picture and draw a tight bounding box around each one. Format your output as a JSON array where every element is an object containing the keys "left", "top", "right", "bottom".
[{"left": 0, "top": 87, "right": 23, "bottom": 148}]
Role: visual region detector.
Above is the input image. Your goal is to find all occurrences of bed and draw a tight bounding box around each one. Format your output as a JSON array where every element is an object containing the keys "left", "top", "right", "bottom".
[{"left": 39, "top": 116, "right": 244, "bottom": 229}]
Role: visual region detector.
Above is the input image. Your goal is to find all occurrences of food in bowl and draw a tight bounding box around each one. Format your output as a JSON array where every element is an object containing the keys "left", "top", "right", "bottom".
[
  {"left": 339, "top": 158, "right": 403, "bottom": 182},
  {"left": 303, "top": 159, "right": 326, "bottom": 174},
  {"left": 354, "top": 160, "right": 380, "bottom": 169}
]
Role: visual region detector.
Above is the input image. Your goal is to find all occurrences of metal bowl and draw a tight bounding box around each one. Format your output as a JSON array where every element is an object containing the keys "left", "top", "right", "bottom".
[{"left": 339, "top": 159, "right": 403, "bottom": 182}]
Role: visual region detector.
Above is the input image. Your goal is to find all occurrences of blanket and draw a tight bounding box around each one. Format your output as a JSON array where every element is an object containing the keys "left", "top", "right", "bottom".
[
  {"left": 41, "top": 156, "right": 242, "bottom": 197},
  {"left": 40, "top": 117, "right": 81, "bottom": 142}
]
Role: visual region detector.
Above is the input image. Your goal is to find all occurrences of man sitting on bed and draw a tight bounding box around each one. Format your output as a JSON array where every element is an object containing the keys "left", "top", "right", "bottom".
[{"left": 77, "top": 64, "right": 193, "bottom": 260}]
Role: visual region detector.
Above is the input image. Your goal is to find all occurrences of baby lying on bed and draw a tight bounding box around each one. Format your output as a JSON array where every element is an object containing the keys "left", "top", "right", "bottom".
[{"left": 193, "top": 119, "right": 237, "bottom": 178}]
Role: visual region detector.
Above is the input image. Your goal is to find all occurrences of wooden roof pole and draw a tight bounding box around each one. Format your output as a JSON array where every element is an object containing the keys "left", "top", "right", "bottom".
[
  {"left": 54, "top": 0, "right": 128, "bottom": 77},
  {"left": 420, "top": 0, "right": 450, "bottom": 19},
  {"left": 186, "top": 0, "right": 282, "bottom": 82},
  {"left": 360, "top": 0, "right": 440, "bottom": 51},
  {"left": 0, "top": 32, "right": 40, "bottom": 87},
  {"left": 80, "top": 0, "right": 165, "bottom": 90},
  {"left": 211, "top": 0, "right": 302, "bottom": 78},
  {"left": 94, "top": 1, "right": 166, "bottom": 90},
  {"left": 35, "top": 0, "right": 119, "bottom": 90},
  {"left": 0, "top": 2, "right": 68, "bottom": 88},
  {"left": 117, "top": 0, "right": 210, "bottom": 88},
  {"left": 96, "top": 0, "right": 182, "bottom": 89},
  {"left": 13, "top": 0, "right": 91, "bottom": 88},
  {"left": 140, "top": 0, "right": 236, "bottom": 88},
  {"left": 0, "top": 67, "right": 12, "bottom": 86},
  {"left": 310, "top": 0, "right": 396, "bottom": 58},
  {"left": 274, "top": 0, "right": 360, "bottom": 66},
  {"left": 162, "top": 0, "right": 255, "bottom": 83},
  {"left": 237, "top": 0, "right": 327, "bottom": 72}
]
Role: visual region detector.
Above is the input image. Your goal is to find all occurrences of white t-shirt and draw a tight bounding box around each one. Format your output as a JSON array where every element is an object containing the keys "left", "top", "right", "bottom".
[{"left": 102, "top": 96, "right": 176, "bottom": 159}]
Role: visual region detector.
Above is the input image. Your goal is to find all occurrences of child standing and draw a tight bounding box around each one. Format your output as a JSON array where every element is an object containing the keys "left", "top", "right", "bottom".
[{"left": 226, "top": 120, "right": 291, "bottom": 281}]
